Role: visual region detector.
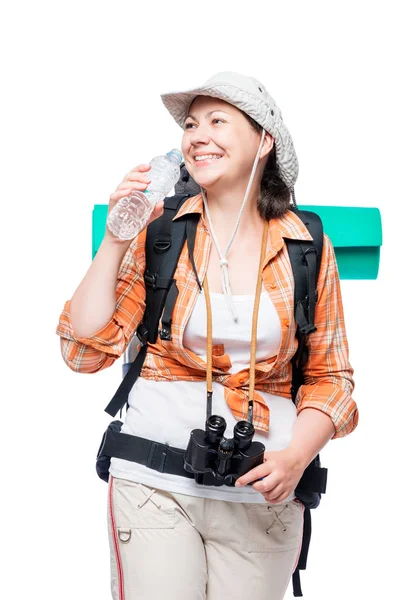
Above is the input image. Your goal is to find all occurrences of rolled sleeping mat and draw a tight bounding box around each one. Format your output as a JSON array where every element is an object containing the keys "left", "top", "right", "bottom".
[{"left": 92, "top": 202, "right": 382, "bottom": 280}]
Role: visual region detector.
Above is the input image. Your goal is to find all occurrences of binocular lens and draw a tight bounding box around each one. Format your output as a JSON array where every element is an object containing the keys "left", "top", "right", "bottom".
[
  {"left": 233, "top": 420, "right": 255, "bottom": 450},
  {"left": 205, "top": 415, "right": 227, "bottom": 444}
]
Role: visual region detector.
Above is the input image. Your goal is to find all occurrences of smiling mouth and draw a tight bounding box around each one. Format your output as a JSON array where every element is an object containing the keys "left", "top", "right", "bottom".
[{"left": 194, "top": 155, "right": 224, "bottom": 165}]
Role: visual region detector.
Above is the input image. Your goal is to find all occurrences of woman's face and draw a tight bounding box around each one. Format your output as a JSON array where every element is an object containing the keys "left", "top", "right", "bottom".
[{"left": 181, "top": 95, "right": 272, "bottom": 192}]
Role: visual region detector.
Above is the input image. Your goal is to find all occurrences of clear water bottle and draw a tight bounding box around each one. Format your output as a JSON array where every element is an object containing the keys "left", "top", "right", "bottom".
[{"left": 107, "top": 148, "right": 183, "bottom": 240}]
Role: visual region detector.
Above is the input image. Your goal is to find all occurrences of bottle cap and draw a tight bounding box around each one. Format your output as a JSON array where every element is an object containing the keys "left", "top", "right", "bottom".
[{"left": 167, "top": 148, "right": 183, "bottom": 163}]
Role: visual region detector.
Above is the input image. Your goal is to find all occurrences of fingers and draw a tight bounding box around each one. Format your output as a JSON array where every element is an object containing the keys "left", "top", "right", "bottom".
[
  {"left": 108, "top": 163, "right": 157, "bottom": 223},
  {"left": 132, "top": 163, "right": 152, "bottom": 173},
  {"left": 153, "top": 200, "right": 164, "bottom": 213},
  {"left": 148, "top": 200, "right": 164, "bottom": 225},
  {"left": 122, "top": 163, "right": 152, "bottom": 185},
  {"left": 111, "top": 163, "right": 152, "bottom": 195},
  {"left": 236, "top": 462, "right": 270, "bottom": 488},
  {"left": 262, "top": 488, "right": 288, "bottom": 504},
  {"left": 123, "top": 172, "right": 152, "bottom": 183},
  {"left": 109, "top": 181, "right": 149, "bottom": 203},
  {"left": 252, "top": 473, "right": 279, "bottom": 493},
  {"left": 254, "top": 475, "right": 293, "bottom": 504}
]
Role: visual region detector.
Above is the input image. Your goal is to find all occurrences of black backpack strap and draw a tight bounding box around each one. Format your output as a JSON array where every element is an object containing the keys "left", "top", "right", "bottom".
[
  {"left": 292, "top": 506, "right": 312, "bottom": 597},
  {"left": 186, "top": 213, "right": 202, "bottom": 290},
  {"left": 142, "top": 194, "right": 190, "bottom": 344},
  {"left": 159, "top": 212, "right": 202, "bottom": 343},
  {"left": 104, "top": 344, "right": 148, "bottom": 418},
  {"left": 286, "top": 209, "right": 324, "bottom": 396},
  {"left": 286, "top": 209, "right": 324, "bottom": 597},
  {"left": 104, "top": 194, "right": 192, "bottom": 417}
]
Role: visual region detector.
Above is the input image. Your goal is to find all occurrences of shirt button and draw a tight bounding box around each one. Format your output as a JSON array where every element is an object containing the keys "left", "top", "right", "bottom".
[
  {"left": 212, "top": 344, "right": 224, "bottom": 356},
  {"left": 284, "top": 319, "right": 290, "bottom": 327},
  {"left": 238, "top": 374, "right": 247, "bottom": 385},
  {"left": 270, "top": 283, "right": 277, "bottom": 289}
]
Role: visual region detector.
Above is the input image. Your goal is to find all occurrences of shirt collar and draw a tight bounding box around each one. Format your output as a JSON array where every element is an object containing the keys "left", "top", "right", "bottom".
[
  {"left": 172, "top": 193, "right": 204, "bottom": 221},
  {"left": 172, "top": 193, "right": 314, "bottom": 242},
  {"left": 269, "top": 209, "right": 314, "bottom": 243}
]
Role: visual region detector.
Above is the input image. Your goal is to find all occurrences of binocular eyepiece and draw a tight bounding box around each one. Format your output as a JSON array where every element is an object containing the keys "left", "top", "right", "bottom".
[{"left": 205, "top": 415, "right": 256, "bottom": 451}]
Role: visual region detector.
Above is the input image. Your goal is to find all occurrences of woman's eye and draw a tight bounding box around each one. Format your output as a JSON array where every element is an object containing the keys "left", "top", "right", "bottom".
[{"left": 184, "top": 118, "right": 225, "bottom": 129}]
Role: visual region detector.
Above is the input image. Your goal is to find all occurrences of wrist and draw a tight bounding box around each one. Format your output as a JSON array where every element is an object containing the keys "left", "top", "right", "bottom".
[
  {"left": 101, "top": 232, "right": 132, "bottom": 250},
  {"left": 283, "top": 446, "right": 309, "bottom": 473}
]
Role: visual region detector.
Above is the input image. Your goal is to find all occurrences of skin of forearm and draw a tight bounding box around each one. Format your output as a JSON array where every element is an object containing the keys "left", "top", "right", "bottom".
[
  {"left": 286, "top": 407, "right": 336, "bottom": 471},
  {"left": 69, "top": 237, "right": 131, "bottom": 339}
]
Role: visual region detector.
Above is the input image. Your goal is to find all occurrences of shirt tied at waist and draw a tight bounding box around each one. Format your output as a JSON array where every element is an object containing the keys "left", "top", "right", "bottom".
[
  {"left": 141, "top": 346, "right": 278, "bottom": 435},
  {"left": 214, "top": 371, "right": 271, "bottom": 435}
]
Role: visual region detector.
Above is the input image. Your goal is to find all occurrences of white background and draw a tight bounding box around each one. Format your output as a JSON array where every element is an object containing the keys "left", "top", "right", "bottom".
[{"left": 1, "top": 1, "right": 399, "bottom": 599}]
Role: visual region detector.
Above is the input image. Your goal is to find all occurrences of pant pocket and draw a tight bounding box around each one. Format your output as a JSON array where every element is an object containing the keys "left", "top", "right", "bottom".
[
  {"left": 246, "top": 500, "right": 303, "bottom": 553},
  {"left": 112, "top": 477, "right": 177, "bottom": 532}
]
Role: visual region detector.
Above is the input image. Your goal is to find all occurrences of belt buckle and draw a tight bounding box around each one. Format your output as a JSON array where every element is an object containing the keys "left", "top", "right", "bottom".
[{"left": 146, "top": 441, "right": 168, "bottom": 472}]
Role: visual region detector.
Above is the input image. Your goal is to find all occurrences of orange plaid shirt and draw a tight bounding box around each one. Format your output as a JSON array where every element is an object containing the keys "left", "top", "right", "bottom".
[{"left": 56, "top": 193, "right": 358, "bottom": 439}]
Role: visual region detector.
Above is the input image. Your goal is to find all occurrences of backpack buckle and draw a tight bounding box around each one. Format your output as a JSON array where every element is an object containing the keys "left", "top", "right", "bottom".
[
  {"left": 302, "top": 246, "right": 317, "bottom": 264},
  {"left": 146, "top": 441, "right": 168, "bottom": 472},
  {"left": 136, "top": 323, "right": 149, "bottom": 346},
  {"left": 159, "top": 326, "right": 172, "bottom": 341},
  {"left": 144, "top": 271, "right": 157, "bottom": 289},
  {"left": 300, "top": 323, "right": 317, "bottom": 335},
  {"left": 154, "top": 235, "right": 172, "bottom": 253}
]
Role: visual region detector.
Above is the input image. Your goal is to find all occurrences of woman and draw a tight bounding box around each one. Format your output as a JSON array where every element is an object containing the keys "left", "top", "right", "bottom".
[{"left": 56, "top": 71, "right": 359, "bottom": 600}]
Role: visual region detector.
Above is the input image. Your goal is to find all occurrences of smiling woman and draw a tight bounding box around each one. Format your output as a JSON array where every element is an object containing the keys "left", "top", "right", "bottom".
[
  {"left": 183, "top": 103, "right": 291, "bottom": 219},
  {"left": 56, "top": 70, "right": 358, "bottom": 600},
  {"left": 181, "top": 95, "right": 273, "bottom": 211}
]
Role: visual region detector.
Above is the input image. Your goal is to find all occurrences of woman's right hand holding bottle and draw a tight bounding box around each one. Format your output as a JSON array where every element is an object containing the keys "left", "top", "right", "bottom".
[{"left": 104, "top": 163, "right": 164, "bottom": 244}]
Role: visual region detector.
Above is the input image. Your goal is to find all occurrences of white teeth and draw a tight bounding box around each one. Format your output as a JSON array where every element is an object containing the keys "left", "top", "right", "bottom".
[{"left": 194, "top": 154, "right": 222, "bottom": 161}]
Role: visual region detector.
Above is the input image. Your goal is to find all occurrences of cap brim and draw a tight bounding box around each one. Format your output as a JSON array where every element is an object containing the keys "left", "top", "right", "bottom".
[
  {"left": 160, "top": 83, "right": 268, "bottom": 130},
  {"left": 160, "top": 83, "right": 299, "bottom": 189}
]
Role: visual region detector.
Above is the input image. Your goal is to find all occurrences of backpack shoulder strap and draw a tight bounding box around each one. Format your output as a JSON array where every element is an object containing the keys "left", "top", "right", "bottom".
[
  {"left": 286, "top": 209, "right": 324, "bottom": 598},
  {"left": 104, "top": 193, "right": 193, "bottom": 417},
  {"left": 140, "top": 193, "right": 191, "bottom": 344},
  {"left": 286, "top": 209, "right": 324, "bottom": 395},
  {"left": 286, "top": 209, "right": 323, "bottom": 336}
]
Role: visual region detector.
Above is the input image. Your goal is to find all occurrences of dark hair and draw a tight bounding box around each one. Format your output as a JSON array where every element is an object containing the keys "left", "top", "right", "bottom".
[{"left": 242, "top": 112, "right": 292, "bottom": 220}]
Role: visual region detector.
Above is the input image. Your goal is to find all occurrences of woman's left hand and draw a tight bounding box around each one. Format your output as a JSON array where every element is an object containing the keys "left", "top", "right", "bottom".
[{"left": 235, "top": 449, "right": 305, "bottom": 504}]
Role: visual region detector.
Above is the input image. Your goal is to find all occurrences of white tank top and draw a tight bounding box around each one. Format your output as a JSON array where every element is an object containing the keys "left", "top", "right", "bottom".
[{"left": 109, "top": 288, "right": 297, "bottom": 504}]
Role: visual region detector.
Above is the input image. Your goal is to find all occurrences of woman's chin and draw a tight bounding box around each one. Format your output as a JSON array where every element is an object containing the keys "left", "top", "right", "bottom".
[{"left": 191, "top": 172, "right": 223, "bottom": 190}]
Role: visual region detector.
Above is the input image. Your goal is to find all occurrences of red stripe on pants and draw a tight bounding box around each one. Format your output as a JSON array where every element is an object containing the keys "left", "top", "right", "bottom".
[{"left": 109, "top": 476, "right": 125, "bottom": 600}]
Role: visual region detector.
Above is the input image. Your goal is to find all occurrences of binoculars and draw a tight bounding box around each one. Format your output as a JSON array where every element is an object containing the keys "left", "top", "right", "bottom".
[{"left": 184, "top": 414, "right": 265, "bottom": 486}]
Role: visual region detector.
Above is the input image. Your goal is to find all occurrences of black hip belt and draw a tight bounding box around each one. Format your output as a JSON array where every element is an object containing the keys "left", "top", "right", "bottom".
[{"left": 96, "top": 419, "right": 328, "bottom": 496}]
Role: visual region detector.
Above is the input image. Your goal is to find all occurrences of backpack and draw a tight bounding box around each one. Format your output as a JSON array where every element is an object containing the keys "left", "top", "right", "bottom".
[{"left": 96, "top": 166, "right": 327, "bottom": 597}]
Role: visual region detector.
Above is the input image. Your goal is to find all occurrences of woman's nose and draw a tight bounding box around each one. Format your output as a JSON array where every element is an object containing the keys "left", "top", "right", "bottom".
[{"left": 190, "top": 125, "right": 211, "bottom": 146}]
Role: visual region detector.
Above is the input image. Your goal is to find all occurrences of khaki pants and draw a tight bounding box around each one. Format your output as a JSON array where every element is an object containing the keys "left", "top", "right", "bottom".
[{"left": 107, "top": 475, "right": 305, "bottom": 600}]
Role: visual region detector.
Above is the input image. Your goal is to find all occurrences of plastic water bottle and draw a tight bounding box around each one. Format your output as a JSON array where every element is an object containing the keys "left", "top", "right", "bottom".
[{"left": 107, "top": 149, "right": 183, "bottom": 240}]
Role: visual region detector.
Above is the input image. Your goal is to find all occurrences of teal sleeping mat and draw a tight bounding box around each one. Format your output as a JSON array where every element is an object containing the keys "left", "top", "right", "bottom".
[{"left": 92, "top": 203, "right": 382, "bottom": 280}]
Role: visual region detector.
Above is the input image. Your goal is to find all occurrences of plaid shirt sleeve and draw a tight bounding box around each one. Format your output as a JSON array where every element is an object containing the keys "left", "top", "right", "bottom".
[
  {"left": 295, "top": 233, "right": 359, "bottom": 439},
  {"left": 55, "top": 232, "right": 147, "bottom": 373}
]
